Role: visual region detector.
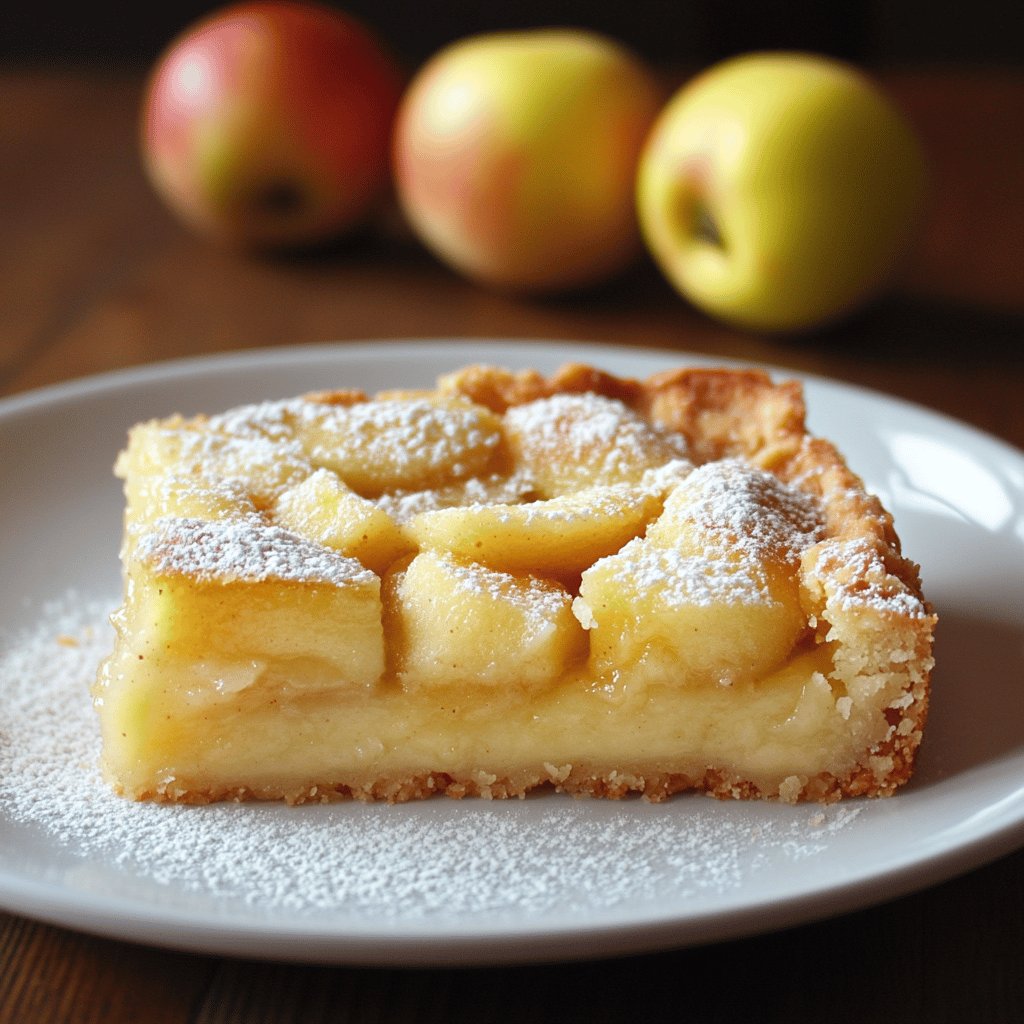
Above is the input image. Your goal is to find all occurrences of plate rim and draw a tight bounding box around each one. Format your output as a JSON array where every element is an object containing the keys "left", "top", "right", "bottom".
[
  {"left": 2, "top": 336, "right": 1021, "bottom": 461},
  {"left": 2, "top": 336, "right": 1023, "bottom": 966}
]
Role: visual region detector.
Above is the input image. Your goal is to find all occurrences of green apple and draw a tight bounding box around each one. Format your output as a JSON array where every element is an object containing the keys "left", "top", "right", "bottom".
[
  {"left": 636, "top": 52, "right": 928, "bottom": 332},
  {"left": 141, "top": 2, "right": 404, "bottom": 250},
  {"left": 393, "top": 29, "right": 664, "bottom": 292}
]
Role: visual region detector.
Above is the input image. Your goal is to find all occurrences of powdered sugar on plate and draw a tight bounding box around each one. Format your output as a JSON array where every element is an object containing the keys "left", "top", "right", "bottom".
[{"left": 1, "top": 592, "right": 861, "bottom": 924}]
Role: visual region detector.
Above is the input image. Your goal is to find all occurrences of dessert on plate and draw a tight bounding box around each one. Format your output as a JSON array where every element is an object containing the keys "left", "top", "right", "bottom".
[{"left": 94, "top": 362, "right": 935, "bottom": 804}]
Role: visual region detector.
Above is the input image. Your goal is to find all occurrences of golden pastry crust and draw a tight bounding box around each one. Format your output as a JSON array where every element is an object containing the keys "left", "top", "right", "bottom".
[{"left": 97, "top": 362, "right": 935, "bottom": 805}]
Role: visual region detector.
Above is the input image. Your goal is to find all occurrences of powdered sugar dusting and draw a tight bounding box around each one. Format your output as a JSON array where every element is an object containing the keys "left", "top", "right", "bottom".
[
  {"left": 131, "top": 421, "right": 310, "bottom": 484},
  {"left": 1, "top": 594, "right": 863, "bottom": 923},
  {"left": 444, "top": 556, "right": 570, "bottom": 618},
  {"left": 604, "top": 538, "right": 775, "bottom": 608},
  {"left": 816, "top": 537, "right": 931, "bottom": 618},
  {"left": 587, "top": 461, "right": 825, "bottom": 611},
  {"left": 297, "top": 397, "right": 502, "bottom": 485},
  {"left": 667, "top": 460, "right": 824, "bottom": 560},
  {"left": 505, "top": 393, "right": 690, "bottom": 485},
  {"left": 204, "top": 394, "right": 504, "bottom": 496},
  {"left": 137, "top": 518, "right": 376, "bottom": 586},
  {"left": 206, "top": 397, "right": 299, "bottom": 441},
  {"left": 375, "top": 471, "right": 535, "bottom": 524}
]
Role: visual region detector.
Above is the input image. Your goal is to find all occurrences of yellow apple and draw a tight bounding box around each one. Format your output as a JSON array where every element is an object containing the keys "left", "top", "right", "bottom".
[
  {"left": 393, "top": 29, "right": 664, "bottom": 292},
  {"left": 141, "top": 2, "right": 404, "bottom": 250},
  {"left": 636, "top": 52, "right": 928, "bottom": 332}
]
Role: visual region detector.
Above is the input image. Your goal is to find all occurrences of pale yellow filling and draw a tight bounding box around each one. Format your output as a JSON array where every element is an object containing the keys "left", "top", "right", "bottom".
[{"left": 98, "top": 632, "right": 873, "bottom": 801}]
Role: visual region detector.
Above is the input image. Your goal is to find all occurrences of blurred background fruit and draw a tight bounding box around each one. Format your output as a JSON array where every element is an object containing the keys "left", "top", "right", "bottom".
[
  {"left": 23, "top": 1, "right": 1009, "bottom": 336},
  {"left": 636, "top": 52, "right": 928, "bottom": 333},
  {"left": 392, "top": 29, "right": 664, "bottom": 293},
  {"left": 140, "top": 1, "right": 404, "bottom": 250}
]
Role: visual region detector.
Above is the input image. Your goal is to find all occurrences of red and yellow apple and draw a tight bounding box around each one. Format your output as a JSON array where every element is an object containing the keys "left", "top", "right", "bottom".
[
  {"left": 636, "top": 52, "right": 928, "bottom": 332},
  {"left": 393, "top": 29, "right": 664, "bottom": 292},
  {"left": 141, "top": 1, "right": 404, "bottom": 249}
]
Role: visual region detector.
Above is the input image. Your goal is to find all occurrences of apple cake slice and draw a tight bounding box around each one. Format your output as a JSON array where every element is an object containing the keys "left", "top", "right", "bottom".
[{"left": 94, "top": 362, "right": 935, "bottom": 804}]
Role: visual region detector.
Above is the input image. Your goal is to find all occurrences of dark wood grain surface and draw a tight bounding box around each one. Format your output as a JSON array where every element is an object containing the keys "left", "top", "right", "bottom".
[{"left": 1, "top": 67, "right": 1022, "bottom": 1024}]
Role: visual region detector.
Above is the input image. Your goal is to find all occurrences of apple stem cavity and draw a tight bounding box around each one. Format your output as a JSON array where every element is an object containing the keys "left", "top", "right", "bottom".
[
  {"left": 693, "top": 201, "right": 724, "bottom": 249},
  {"left": 253, "top": 180, "right": 307, "bottom": 219}
]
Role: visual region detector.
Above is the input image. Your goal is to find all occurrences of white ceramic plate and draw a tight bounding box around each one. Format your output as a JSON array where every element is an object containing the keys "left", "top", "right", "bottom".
[{"left": 1, "top": 339, "right": 1023, "bottom": 966}]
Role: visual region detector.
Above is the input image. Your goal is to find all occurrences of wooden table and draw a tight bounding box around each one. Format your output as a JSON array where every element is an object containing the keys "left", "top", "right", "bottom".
[{"left": 2, "top": 67, "right": 1023, "bottom": 1023}]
